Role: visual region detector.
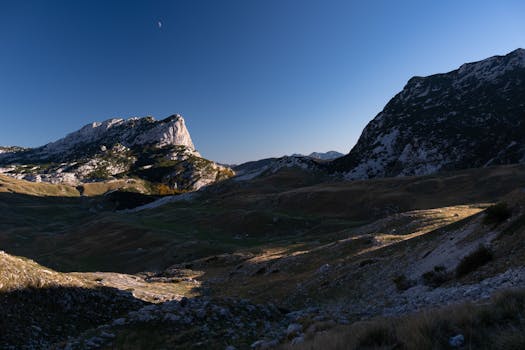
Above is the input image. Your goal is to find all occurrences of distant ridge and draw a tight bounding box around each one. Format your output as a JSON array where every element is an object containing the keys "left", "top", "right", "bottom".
[{"left": 306, "top": 151, "right": 344, "bottom": 160}]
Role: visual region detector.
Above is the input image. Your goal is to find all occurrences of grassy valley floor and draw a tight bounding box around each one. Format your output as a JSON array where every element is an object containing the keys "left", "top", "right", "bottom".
[{"left": 2, "top": 165, "right": 525, "bottom": 348}]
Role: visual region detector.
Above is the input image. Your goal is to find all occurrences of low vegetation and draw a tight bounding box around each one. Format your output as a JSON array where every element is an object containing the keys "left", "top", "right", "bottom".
[
  {"left": 422, "top": 265, "right": 451, "bottom": 288},
  {"left": 0, "top": 251, "right": 85, "bottom": 291},
  {"left": 392, "top": 274, "right": 414, "bottom": 292},
  {"left": 0, "top": 174, "right": 79, "bottom": 196},
  {"left": 483, "top": 202, "right": 512, "bottom": 226},
  {"left": 2, "top": 165, "right": 525, "bottom": 348},
  {"left": 455, "top": 245, "right": 493, "bottom": 277},
  {"left": 0, "top": 174, "right": 155, "bottom": 198},
  {"left": 288, "top": 289, "right": 525, "bottom": 350}
]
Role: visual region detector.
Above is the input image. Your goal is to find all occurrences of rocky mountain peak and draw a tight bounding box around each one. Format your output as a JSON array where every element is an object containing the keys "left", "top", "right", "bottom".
[
  {"left": 455, "top": 48, "right": 524, "bottom": 83},
  {"left": 41, "top": 114, "right": 194, "bottom": 158},
  {"left": 0, "top": 114, "right": 233, "bottom": 190},
  {"left": 332, "top": 49, "right": 525, "bottom": 179}
]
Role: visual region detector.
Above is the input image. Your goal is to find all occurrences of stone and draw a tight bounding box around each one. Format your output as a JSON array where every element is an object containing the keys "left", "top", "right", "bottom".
[
  {"left": 318, "top": 264, "right": 331, "bottom": 274},
  {"left": 111, "top": 318, "right": 126, "bottom": 326},
  {"left": 291, "top": 335, "right": 305, "bottom": 345},
  {"left": 449, "top": 334, "right": 465, "bottom": 347},
  {"left": 286, "top": 323, "right": 303, "bottom": 336},
  {"left": 251, "top": 339, "right": 279, "bottom": 349}
]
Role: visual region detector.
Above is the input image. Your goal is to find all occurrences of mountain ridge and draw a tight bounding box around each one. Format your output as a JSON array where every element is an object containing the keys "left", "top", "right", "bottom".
[
  {"left": 332, "top": 48, "right": 525, "bottom": 179},
  {"left": 0, "top": 114, "right": 233, "bottom": 190},
  {"left": 291, "top": 150, "right": 344, "bottom": 160}
]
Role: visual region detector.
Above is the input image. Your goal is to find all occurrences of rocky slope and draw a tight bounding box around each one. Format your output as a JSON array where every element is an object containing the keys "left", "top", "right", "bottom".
[
  {"left": 0, "top": 114, "right": 233, "bottom": 191},
  {"left": 292, "top": 151, "right": 344, "bottom": 160},
  {"left": 0, "top": 251, "right": 144, "bottom": 349},
  {"left": 0, "top": 146, "right": 27, "bottom": 154},
  {"left": 333, "top": 48, "right": 525, "bottom": 179},
  {"left": 306, "top": 151, "right": 343, "bottom": 160},
  {"left": 233, "top": 156, "right": 324, "bottom": 181},
  {"left": 0, "top": 250, "right": 291, "bottom": 350}
]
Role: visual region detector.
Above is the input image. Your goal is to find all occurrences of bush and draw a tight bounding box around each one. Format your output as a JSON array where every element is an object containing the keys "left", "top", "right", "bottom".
[
  {"left": 86, "top": 168, "right": 111, "bottom": 180},
  {"left": 455, "top": 245, "right": 493, "bottom": 277},
  {"left": 152, "top": 183, "right": 182, "bottom": 195},
  {"left": 422, "top": 265, "right": 451, "bottom": 288},
  {"left": 356, "top": 322, "right": 398, "bottom": 348},
  {"left": 392, "top": 274, "right": 414, "bottom": 291},
  {"left": 286, "top": 289, "right": 525, "bottom": 350},
  {"left": 483, "top": 202, "right": 512, "bottom": 226}
]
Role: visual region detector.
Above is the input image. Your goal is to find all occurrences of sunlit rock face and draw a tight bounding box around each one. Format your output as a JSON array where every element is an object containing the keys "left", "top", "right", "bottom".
[
  {"left": 40, "top": 114, "right": 195, "bottom": 160},
  {"left": 0, "top": 114, "right": 233, "bottom": 190},
  {"left": 332, "top": 48, "right": 525, "bottom": 179}
]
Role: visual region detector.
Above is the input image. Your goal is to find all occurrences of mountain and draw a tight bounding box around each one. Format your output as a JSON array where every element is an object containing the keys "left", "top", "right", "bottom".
[
  {"left": 232, "top": 151, "right": 341, "bottom": 182},
  {"left": 332, "top": 48, "right": 525, "bottom": 179},
  {"left": 291, "top": 151, "right": 344, "bottom": 160},
  {"left": 306, "top": 151, "right": 344, "bottom": 160},
  {"left": 233, "top": 155, "right": 323, "bottom": 181},
  {"left": 0, "top": 114, "right": 233, "bottom": 191}
]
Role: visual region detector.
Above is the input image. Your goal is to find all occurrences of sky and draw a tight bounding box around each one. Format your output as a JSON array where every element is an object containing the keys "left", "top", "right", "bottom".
[{"left": 1, "top": 1, "right": 524, "bottom": 164}]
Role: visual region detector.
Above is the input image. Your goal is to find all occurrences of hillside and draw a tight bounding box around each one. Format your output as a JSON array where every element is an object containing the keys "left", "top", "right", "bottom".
[
  {"left": 233, "top": 156, "right": 325, "bottom": 181},
  {"left": 0, "top": 251, "right": 287, "bottom": 349},
  {"left": 291, "top": 151, "right": 344, "bottom": 160},
  {"left": 0, "top": 250, "right": 85, "bottom": 291},
  {"left": 333, "top": 48, "right": 525, "bottom": 179},
  {"left": 3, "top": 163, "right": 525, "bottom": 348},
  {"left": 0, "top": 251, "right": 145, "bottom": 349}
]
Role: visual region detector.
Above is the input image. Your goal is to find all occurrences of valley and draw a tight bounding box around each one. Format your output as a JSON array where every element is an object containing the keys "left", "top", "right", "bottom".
[
  {"left": 2, "top": 47, "right": 525, "bottom": 349},
  {"left": 3, "top": 162, "right": 525, "bottom": 349}
]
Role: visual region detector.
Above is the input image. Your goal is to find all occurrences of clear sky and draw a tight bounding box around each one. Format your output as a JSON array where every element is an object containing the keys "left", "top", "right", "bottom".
[{"left": 1, "top": 0, "right": 524, "bottom": 164}]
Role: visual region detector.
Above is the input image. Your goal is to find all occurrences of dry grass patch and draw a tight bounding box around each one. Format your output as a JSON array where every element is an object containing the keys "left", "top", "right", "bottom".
[
  {"left": 0, "top": 251, "right": 86, "bottom": 291},
  {"left": 0, "top": 175, "right": 151, "bottom": 197},
  {"left": 0, "top": 175, "right": 79, "bottom": 196},
  {"left": 285, "top": 289, "right": 525, "bottom": 350},
  {"left": 81, "top": 178, "right": 151, "bottom": 196},
  {"left": 77, "top": 271, "right": 202, "bottom": 302}
]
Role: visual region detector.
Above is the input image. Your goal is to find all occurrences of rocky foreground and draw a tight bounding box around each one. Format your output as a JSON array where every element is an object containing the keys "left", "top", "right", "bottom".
[{"left": 5, "top": 267, "right": 525, "bottom": 350}]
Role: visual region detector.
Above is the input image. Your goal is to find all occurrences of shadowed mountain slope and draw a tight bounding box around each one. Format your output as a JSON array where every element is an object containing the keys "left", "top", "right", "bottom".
[{"left": 333, "top": 49, "right": 525, "bottom": 179}]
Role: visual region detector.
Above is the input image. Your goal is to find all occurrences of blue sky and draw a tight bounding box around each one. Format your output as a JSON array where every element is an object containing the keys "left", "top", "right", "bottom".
[{"left": 1, "top": 1, "right": 524, "bottom": 164}]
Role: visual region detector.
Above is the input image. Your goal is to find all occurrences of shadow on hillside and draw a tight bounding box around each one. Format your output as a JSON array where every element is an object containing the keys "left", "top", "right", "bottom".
[
  {"left": 3, "top": 164, "right": 525, "bottom": 275},
  {"left": 0, "top": 188, "right": 162, "bottom": 210},
  {"left": 165, "top": 210, "right": 489, "bottom": 309},
  {"left": 0, "top": 285, "right": 147, "bottom": 349}
]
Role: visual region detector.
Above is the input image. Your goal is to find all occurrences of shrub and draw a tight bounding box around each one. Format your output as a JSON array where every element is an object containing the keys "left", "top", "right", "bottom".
[
  {"left": 152, "top": 183, "right": 182, "bottom": 195},
  {"left": 285, "top": 289, "right": 525, "bottom": 350},
  {"left": 392, "top": 274, "right": 414, "bottom": 291},
  {"left": 86, "top": 168, "right": 111, "bottom": 180},
  {"left": 76, "top": 185, "right": 85, "bottom": 195},
  {"left": 356, "top": 322, "right": 398, "bottom": 348},
  {"left": 422, "top": 265, "right": 451, "bottom": 288},
  {"left": 455, "top": 245, "right": 493, "bottom": 277},
  {"left": 483, "top": 202, "right": 512, "bottom": 226}
]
